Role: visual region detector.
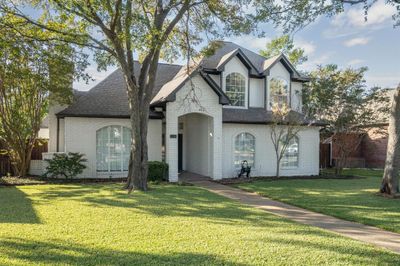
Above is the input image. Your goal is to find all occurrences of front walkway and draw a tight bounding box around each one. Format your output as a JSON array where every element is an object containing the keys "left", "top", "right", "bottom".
[{"left": 189, "top": 178, "right": 400, "bottom": 254}]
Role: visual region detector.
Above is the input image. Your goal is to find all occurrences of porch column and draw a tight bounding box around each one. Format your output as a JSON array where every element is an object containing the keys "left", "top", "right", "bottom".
[
  {"left": 166, "top": 107, "right": 179, "bottom": 182},
  {"left": 212, "top": 112, "right": 223, "bottom": 180}
]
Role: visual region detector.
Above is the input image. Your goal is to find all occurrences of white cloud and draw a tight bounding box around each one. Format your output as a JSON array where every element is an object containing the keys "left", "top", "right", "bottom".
[
  {"left": 294, "top": 39, "right": 316, "bottom": 56},
  {"left": 324, "top": 0, "right": 396, "bottom": 38},
  {"left": 344, "top": 37, "right": 370, "bottom": 47},
  {"left": 346, "top": 1, "right": 396, "bottom": 28},
  {"left": 299, "top": 52, "right": 334, "bottom": 71},
  {"left": 227, "top": 36, "right": 271, "bottom": 51},
  {"left": 347, "top": 59, "right": 365, "bottom": 66}
]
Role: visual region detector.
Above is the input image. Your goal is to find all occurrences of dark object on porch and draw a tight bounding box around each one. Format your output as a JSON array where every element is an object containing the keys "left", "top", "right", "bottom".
[{"left": 238, "top": 160, "right": 251, "bottom": 178}]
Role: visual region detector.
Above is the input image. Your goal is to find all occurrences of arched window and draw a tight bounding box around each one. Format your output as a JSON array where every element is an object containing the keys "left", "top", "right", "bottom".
[
  {"left": 270, "top": 77, "right": 289, "bottom": 107},
  {"left": 96, "top": 126, "right": 131, "bottom": 172},
  {"left": 281, "top": 135, "right": 299, "bottom": 168},
  {"left": 226, "top": 72, "right": 246, "bottom": 107},
  {"left": 234, "top": 133, "right": 255, "bottom": 169}
]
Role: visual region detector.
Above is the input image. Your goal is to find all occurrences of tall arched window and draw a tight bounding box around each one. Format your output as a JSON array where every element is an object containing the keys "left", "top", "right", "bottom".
[
  {"left": 234, "top": 133, "right": 255, "bottom": 169},
  {"left": 281, "top": 135, "right": 299, "bottom": 168},
  {"left": 226, "top": 72, "right": 246, "bottom": 107},
  {"left": 269, "top": 77, "right": 289, "bottom": 107},
  {"left": 96, "top": 126, "right": 131, "bottom": 172}
]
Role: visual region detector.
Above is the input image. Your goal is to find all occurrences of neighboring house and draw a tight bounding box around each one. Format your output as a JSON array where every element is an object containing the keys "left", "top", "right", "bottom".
[
  {"left": 45, "top": 41, "right": 322, "bottom": 181},
  {"left": 323, "top": 89, "right": 394, "bottom": 169}
]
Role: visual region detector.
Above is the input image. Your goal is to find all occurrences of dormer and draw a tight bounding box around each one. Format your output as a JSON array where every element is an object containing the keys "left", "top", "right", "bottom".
[
  {"left": 263, "top": 54, "right": 307, "bottom": 112},
  {"left": 199, "top": 42, "right": 308, "bottom": 112}
]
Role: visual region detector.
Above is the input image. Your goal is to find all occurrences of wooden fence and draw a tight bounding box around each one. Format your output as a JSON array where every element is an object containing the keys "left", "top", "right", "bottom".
[
  {"left": 319, "top": 143, "right": 331, "bottom": 169},
  {"left": 0, "top": 140, "right": 48, "bottom": 176}
]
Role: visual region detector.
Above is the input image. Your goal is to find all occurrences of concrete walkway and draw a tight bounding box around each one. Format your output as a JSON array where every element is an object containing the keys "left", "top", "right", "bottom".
[{"left": 187, "top": 176, "right": 400, "bottom": 254}]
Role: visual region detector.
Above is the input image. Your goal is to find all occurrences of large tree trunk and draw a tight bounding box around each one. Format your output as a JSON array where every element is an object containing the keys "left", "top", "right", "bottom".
[
  {"left": 125, "top": 89, "right": 148, "bottom": 192},
  {"left": 380, "top": 86, "right": 400, "bottom": 195}
]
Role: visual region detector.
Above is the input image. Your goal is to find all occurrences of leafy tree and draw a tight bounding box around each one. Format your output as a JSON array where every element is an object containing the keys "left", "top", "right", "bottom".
[
  {"left": 2, "top": 0, "right": 398, "bottom": 191},
  {"left": 260, "top": 35, "right": 307, "bottom": 66},
  {"left": 0, "top": 24, "right": 87, "bottom": 177},
  {"left": 303, "top": 64, "right": 386, "bottom": 175}
]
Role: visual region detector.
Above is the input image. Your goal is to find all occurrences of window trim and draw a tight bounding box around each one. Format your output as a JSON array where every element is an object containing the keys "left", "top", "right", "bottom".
[
  {"left": 233, "top": 132, "right": 256, "bottom": 170},
  {"left": 96, "top": 125, "right": 131, "bottom": 173},
  {"left": 268, "top": 76, "right": 290, "bottom": 109},
  {"left": 224, "top": 72, "right": 248, "bottom": 109},
  {"left": 280, "top": 135, "right": 299, "bottom": 169}
]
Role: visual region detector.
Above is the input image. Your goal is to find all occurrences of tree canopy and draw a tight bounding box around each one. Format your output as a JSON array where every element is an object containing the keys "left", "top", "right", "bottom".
[
  {"left": 0, "top": 22, "right": 87, "bottom": 176},
  {"left": 260, "top": 35, "right": 307, "bottom": 66}
]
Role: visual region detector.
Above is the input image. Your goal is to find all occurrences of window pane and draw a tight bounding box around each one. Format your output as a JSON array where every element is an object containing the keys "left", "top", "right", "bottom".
[
  {"left": 96, "top": 127, "right": 109, "bottom": 172},
  {"left": 122, "top": 127, "right": 131, "bottom": 171},
  {"left": 109, "top": 126, "right": 122, "bottom": 171},
  {"left": 226, "top": 73, "right": 246, "bottom": 107},
  {"left": 281, "top": 136, "right": 299, "bottom": 168},
  {"left": 234, "top": 133, "right": 255, "bottom": 169},
  {"left": 270, "top": 78, "right": 288, "bottom": 107}
]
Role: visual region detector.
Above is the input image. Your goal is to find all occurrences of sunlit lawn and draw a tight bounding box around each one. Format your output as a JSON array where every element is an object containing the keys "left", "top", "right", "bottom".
[
  {"left": 235, "top": 168, "right": 400, "bottom": 234},
  {"left": 1, "top": 183, "right": 399, "bottom": 265}
]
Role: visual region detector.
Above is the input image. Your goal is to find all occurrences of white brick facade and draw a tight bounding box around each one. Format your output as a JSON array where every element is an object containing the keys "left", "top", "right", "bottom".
[
  {"left": 222, "top": 124, "right": 320, "bottom": 178},
  {"left": 166, "top": 75, "right": 223, "bottom": 182}
]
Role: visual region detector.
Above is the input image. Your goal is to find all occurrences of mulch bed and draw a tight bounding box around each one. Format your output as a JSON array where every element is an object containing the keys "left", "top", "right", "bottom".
[
  {"left": 215, "top": 174, "right": 365, "bottom": 185},
  {"left": 0, "top": 176, "right": 127, "bottom": 187}
]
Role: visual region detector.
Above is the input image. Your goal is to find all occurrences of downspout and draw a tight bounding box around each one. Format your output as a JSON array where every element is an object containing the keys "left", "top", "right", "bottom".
[{"left": 56, "top": 117, "right": 60, "bottom": 152}]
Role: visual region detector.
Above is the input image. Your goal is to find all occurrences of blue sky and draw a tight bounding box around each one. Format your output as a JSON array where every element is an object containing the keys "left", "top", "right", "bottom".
[{"left": 74, "top": 0, "right": 400, "bottom": 91}]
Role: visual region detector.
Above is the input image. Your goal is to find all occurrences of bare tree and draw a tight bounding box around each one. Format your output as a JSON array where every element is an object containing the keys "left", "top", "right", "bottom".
[{"left": 270, "top": 104, "right": 303, "bottom": 178}]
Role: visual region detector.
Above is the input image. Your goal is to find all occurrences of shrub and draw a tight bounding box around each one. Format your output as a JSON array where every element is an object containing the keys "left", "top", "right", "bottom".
[
  {"left": 147, "top": 161, "right": 168, "bottom": 182},
  {"left": 44, "top": 152, "right": 87, "bottom": 179}
]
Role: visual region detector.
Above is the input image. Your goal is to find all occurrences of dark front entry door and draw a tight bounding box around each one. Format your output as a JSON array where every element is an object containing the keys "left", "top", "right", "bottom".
[{"left": 178, "top": 134, "right": 183, "bottom": 172}]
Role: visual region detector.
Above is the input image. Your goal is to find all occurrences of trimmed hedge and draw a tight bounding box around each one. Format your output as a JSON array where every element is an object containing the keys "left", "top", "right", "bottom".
[{"left": 148, "top": 161, "right": 168, "bottom": 182}]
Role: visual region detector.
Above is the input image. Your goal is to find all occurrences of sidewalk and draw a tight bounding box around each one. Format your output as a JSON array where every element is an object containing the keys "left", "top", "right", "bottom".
[{"left": 189, "top": 178, "right": 400, "bottom": 254}]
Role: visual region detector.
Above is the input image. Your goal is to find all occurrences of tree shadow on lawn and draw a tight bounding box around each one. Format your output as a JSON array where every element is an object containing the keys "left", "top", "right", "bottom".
[
  {"left": 244, "top": 178, "right": 400, "bottom": 232},
  {"left": 0, "top": 237, "right": 243, "bottom": 266},
  {"left": 255, "top": 234, "right": 400, "bottom": 265},
  {"left": 27, "top": 184, "right": 284, "bottom": 227},
  {"left": 0, "top": 187, "right": 41, "bottom": 224}
]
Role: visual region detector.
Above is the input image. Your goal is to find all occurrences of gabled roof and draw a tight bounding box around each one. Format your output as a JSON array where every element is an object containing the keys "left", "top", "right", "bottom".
[
  {"left": 57, "top": 63, "right": 181, "bottom": 118},
  {"left": 200, "top": 41, "right": 267, "bottom": 74},
  {"left": 151, "top": 65, "right": 230, "bottom": 106},
  {"left": 57, "top": 41, "right": 309, "bottom": 119},
  {"left": 263, "top": 53, "right": 309, "bottom": 82}
]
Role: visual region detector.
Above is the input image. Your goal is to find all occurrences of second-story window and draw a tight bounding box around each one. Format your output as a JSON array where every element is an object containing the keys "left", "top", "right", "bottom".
[
  {"left": 270, "top": 77, "right": 289, "bottom": 107},
  {"left": 226, "top": 72, "right": 246, "bottom": 107}
]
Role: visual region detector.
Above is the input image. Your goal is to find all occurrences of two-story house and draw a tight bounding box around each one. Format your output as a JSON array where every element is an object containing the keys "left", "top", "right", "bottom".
[{"left": 46, "top": 41, "right": 321, "bottom": 181}]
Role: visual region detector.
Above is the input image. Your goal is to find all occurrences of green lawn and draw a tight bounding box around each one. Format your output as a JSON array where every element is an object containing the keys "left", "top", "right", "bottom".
[
  {"left": 0, "top": 184, "right": 399, "bottom": 265},
  {"left": 235, "top": 168, "right": 400, "bottom": 234},
  {"left": 0, "top": 184, "right": 400, "bottom": 265}
]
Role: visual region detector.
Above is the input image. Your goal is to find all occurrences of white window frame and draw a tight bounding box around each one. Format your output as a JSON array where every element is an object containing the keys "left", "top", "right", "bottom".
[
  {"left": 234, "top": 132, "right": 256, "bottom": 170},
  {"left": 96, "top": 125, "right": 131, "bottom": 173},
  {"left": 225, "top": 72, "right": 247, "bottom": 109},
  {"left": 269, "top": 76, "right": 289, "bottom": 108},
  {"left": 281, "top": 135, "right": 299, "bottom": 169}
]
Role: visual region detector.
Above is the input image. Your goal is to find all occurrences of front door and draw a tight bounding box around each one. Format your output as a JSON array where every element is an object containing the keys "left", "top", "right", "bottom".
[{"left": 178, "top": 134, "right": 183, "bottom": 172}]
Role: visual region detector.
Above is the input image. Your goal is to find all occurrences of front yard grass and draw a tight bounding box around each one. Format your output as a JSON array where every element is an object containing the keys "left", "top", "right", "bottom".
[
  {"left": 235, "top": 168, "right": 400, "bottom": 234},
  {"left": 1, "top": 183, "right": 400, "bottom": 265}
]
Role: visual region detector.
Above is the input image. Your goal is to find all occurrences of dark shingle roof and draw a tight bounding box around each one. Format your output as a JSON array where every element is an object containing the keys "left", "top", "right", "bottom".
[
  {"left": 57, "top": 41, "right": 309, "bottom": 120},
  {"left": 58, "top": 63, "right": 182, "bottom": 118},
  {"left": 200, "top": 41, "right": 267, "bottom": 74},
  {"left": 223, "top": 108, "right": 326, "bottom": 125}
]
